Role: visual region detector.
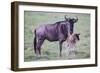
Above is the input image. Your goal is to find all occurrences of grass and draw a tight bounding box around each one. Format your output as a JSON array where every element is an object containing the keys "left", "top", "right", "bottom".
[{"left": 24, "top": 11, "right": 90, "bottom": 62}]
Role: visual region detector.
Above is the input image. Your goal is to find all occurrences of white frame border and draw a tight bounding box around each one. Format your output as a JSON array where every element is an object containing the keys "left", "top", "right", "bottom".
[{"left": 18, "top": 5, "right": 96, "bottom": 68}]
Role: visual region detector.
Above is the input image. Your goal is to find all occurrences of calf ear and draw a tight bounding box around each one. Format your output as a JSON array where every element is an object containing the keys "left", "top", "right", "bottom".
[{"left": 77, "top": 33, "right": 80, "bottom": 35}]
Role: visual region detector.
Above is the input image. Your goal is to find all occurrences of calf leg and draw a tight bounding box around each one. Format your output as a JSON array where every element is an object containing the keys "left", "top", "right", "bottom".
[
  {"left": 68, "top": 44, "right": 76, "bottom": 57},
  {"left": 66, "top": 43, "right": 71, "bottom": 56}
]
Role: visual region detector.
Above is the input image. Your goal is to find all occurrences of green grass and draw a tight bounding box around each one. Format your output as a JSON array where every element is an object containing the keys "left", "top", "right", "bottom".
[{"left": 24, "top": 11, "right": 90, "bottom": 62}]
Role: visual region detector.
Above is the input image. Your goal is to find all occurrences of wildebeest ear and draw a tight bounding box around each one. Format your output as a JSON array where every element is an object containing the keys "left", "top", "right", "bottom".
[{"left": 64, "top": 15, "right": 69, "bottom": 21}]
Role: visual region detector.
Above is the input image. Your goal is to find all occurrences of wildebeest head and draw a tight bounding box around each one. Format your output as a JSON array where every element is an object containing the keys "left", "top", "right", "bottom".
[{"left": 65, "top": 16, "right": 78, "bottom": 34}]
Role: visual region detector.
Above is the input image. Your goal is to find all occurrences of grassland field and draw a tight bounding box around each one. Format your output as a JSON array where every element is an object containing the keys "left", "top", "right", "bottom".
[{"left": 24, "top": 11, "right": 90, "bottom": 62}]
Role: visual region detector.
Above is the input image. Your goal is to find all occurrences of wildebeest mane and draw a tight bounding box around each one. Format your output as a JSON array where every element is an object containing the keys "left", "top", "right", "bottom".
[{"left": 55, "top": 21, "right": 65, "bottom": 25}]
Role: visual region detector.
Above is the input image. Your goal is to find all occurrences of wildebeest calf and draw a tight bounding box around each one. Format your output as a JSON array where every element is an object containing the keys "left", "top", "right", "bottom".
[{"left": 66, "top": 33, "right": 80, "bottom": 56}]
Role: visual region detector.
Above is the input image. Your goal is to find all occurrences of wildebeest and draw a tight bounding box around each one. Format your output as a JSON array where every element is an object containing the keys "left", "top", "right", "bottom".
[
  {"left": 66, "top": 33, "right": 80, "bottom": 56},
  {"left": 33, "top": 16, "right": 78, "bottom": 57}
]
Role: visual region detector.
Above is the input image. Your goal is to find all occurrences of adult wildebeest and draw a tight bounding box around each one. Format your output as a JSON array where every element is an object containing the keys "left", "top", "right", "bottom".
[{"left": 33, "top": 16, "right": 78, "bottom": 57}]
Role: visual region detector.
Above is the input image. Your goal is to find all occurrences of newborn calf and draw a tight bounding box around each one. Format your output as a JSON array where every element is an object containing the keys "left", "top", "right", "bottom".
[{"left": 67, "top": 33, "right": 80, "bottom": 56}]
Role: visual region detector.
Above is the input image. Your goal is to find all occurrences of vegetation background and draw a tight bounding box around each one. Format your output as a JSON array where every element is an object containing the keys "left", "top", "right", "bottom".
[{"left": 24, "top": 11, "right": 90, "bottom": 62}]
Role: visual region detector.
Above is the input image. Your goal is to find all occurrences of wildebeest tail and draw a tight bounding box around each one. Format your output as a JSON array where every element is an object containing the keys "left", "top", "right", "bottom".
[{"left": 34, "top": 29, "right": 37, "bottom": 54}]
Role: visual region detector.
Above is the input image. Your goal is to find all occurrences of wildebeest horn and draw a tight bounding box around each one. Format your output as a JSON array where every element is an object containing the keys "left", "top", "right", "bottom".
[
  {"left": 64, "top": 15, "right": 69, "bottom": 21},
  {"left": 64, "top": 15, "right": 67, "bottom": 20},
  {"left": 74, "top": 17, "right": 78, "bottom": 22}
]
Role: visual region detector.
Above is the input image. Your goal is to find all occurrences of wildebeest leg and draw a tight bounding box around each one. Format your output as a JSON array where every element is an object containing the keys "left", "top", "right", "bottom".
[
  {"left": 36, "top": 39, "right": 44, "bottom": 56},
  {"left": 59, "top": 40, "right": 63, "bottom": 57}
]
